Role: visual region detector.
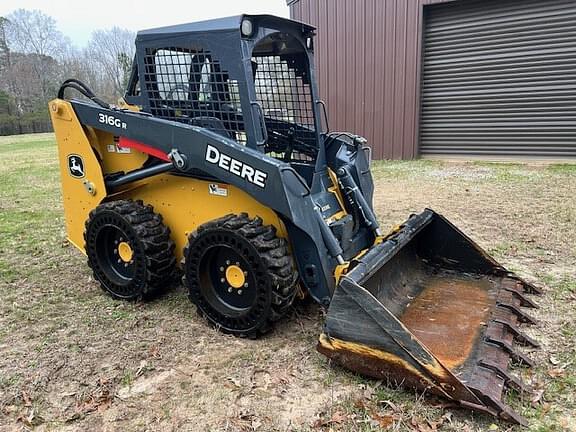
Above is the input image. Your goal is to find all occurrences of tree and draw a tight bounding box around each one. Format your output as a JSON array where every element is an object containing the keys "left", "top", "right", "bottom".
[
  {"left": 0, "top": 9, "right": 137, "bottom": 135},
  {"left": 4, "top": 9, "right": 67, "bottom": 60},
  {"left": 86, "top": 27, "right": 135, "bottom": 101},
  {"left": 0, "top": 17, "right": 9, "bottom": 76},
  {"left": 4, "top": 9, "right": 68, "bottom": 103}
]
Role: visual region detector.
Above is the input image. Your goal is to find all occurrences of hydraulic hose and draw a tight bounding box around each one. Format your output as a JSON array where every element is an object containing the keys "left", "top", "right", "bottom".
[{"left": 57, "top": 78, "right": 111, "bottom": 109}]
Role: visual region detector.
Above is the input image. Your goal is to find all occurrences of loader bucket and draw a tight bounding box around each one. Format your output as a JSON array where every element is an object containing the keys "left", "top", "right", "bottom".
[{"left": 318, "top": 209, "right": 541, "bottom": 425}]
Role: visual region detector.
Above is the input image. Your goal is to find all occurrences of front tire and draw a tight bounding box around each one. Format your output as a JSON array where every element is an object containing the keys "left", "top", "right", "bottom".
[
  {"left": 183, "top": 213, "right": 298, "bottom": 337},
  {"left": 84, "top": 199, "right": 176, "bottom": 300}
]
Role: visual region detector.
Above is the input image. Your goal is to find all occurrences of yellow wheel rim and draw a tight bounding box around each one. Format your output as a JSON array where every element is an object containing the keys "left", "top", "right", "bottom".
[
  {"left": 118, "top": 241, "right": 134, "bottom": 263},
  {"left": 225, "top": 265, "right": 245, "bottom": 289}
]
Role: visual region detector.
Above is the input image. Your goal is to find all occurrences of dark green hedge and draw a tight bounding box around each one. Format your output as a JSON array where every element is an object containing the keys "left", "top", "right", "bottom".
[{"left": 0, "top": 111, "right": 52, "bottom": 136}]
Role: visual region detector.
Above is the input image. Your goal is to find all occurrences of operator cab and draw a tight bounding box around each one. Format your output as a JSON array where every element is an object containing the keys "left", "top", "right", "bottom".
[{"left": 124, "top": 15, "right": 322, "bottom": 184}]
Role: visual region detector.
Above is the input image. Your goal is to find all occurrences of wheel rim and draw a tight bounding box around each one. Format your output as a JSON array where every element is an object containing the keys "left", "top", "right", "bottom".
[
  {"left": 225, "top": 265, "right": 245, "bottom": 289},
  {"left": 186, "top": 228, "right": 272, "bottom": 332},
  {"left": 95, "top": 225, "right": 137, "bottom": 284},
  {"left": 118, "top": 241, "right": 134, "bottom": 263},
  {"left": 86, "top": 211, "right": 146, "bottom": 298},
  {"left": 200, "top": 245, "right": 257, "bottom": 314}
]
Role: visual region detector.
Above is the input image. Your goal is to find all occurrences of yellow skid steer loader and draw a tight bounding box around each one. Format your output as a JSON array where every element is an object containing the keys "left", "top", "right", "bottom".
[{"left": 49, "top": 15, "right": 540, "bottom": 425}]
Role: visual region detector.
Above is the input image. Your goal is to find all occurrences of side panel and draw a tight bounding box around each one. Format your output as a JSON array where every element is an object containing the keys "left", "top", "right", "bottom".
[
  {"left": 49, "top": 100, "right": 287, "bottom": 263},
  {"left": 111, "top": 174, "right": 288, "bottom": 263},
  {"left": 48, "top": 100, "right": 106, "bottom": 253}
]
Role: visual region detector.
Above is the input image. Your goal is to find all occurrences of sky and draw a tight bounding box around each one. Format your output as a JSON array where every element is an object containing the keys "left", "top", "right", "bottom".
[{"left": 0, "top": 0, "right": 290, "bottom": 47}]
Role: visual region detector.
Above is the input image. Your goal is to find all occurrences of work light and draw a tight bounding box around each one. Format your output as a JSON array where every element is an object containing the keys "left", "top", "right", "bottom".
[{"left": 241, "top": 19, "right": 254, "bottom": 37}]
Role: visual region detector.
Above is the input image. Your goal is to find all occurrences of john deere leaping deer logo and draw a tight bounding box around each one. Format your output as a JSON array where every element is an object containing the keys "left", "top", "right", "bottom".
[{"left": 67, "top": 154, "right": 85, "bottom": 178}]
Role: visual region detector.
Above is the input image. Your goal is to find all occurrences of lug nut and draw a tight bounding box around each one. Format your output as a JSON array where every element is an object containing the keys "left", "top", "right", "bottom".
[
  {"left": 226, "top": 260, "right": 230, "bottom": 265},
  {"left": 228, "top": 287, "right": 233, "bottom": 293},
  {"left": 238, "top": 290, "right": 243, "bottom": 295},
  {"left": 220, "top": 278, "right": 225, "bottom": 283},
  {"left": 220, "top": 266, "right": 224, "bottom": 272},
  {"left": 244, "top": 283, "right": 248, "bottom": 288}
]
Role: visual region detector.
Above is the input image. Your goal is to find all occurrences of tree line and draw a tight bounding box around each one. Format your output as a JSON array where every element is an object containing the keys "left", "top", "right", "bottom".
[{"left": 0, "top": 9, "right": 135, "bottom": 135}]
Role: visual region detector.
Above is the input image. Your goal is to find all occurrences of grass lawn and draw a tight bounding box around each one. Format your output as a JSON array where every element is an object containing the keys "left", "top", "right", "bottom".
[{"left": 0, "top": 133, "right": 575, "bottom": 431}]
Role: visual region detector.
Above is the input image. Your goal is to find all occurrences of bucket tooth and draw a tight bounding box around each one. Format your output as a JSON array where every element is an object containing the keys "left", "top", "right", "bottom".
[
  {"left": 478, "top": 360, "right": 531, "bottom": 393},
  {"left": 498, "top": 406, "right": 528, "bottom": 427},
  {"left": 458, "top": 396, "right": 526, "bottom": 427},
  {"left": 469, "top": 389, "right": 528, "bottom": 426},
  {"left": 492, "top": 318, "right": 540, "bottom": 348},
  {"left": 496, "top": 301, "right": 537, "bottom": 325},
  {"left": 503, "top": 274, "right": 543, "bottom": 296},
  {"left": 504, "top": 286, "right": 539, "bottom": 309},
  {"left": 518, "top": 280, "right": 543, "bottom": 296},
  {"left": 484, "top": 335, "right": 534, "bottom": 367}
]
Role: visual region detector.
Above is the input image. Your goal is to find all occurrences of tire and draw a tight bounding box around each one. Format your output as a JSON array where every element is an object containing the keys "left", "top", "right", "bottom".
[
  {"left": 183, "top": 213, "right": 298, "bottom": 338},
  {"left": 84, "top": 199, "right": 176, "bottom": 300}
]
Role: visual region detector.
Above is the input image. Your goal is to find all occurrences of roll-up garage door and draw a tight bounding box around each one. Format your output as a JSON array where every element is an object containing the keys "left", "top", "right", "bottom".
[{"left": 420, "top": 0, "right": 576, "bottom": 158}]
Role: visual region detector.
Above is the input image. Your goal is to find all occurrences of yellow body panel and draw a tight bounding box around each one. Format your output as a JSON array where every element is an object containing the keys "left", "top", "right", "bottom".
[
  {"left": 112, "top": 175, "right": 287, "bottom": 262},
  {"left": 92, "top": 129, "right": 149, "bottom": 174},
  {"left": 49, "top": 99, "right": 287, "bottom": 263},
  {"left": 49, "top": 100, "right": 107, "bottom": 253}
]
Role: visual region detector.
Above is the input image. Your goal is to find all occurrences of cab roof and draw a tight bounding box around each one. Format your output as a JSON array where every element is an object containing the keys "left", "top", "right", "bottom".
[{"left": 136, "top": 14, "right": 315, "bottom": 42}]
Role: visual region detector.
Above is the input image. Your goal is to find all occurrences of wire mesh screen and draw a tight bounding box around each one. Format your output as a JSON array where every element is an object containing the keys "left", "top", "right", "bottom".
[
  {"left": 253, "top": 55, "right": 318, "bottom": 163},
  {"left": 144, "top": 48, "right": 247, "bottom": 143}
]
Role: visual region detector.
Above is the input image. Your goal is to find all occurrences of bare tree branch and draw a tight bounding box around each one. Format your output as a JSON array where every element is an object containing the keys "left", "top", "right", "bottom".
[{"left": 86, "top": 27, "right": 136, "bottom": 100}]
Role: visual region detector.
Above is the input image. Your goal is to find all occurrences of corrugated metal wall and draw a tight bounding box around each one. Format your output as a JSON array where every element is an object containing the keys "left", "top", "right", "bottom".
[
  {"left": 289, "top": 0, "right": 453, "bottom": 159},
  {"left": 420, "top": 0, "right": 576, "bottom": 157}
]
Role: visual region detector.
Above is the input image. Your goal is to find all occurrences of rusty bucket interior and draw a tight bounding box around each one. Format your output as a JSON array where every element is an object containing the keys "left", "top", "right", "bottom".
[{"left": 318, "top": 209, "right": 540, "bottom": 425}]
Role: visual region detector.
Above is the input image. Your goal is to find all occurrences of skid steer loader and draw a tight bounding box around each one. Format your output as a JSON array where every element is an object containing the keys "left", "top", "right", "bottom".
[{"left": 49, "top": 15, "right": 541, "bottom": 424}]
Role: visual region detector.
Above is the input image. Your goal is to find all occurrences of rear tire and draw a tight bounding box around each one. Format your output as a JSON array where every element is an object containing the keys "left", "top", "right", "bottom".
[
  {"left": 182, "top": 213, "right": 298, "bottom": 338},
  {"left": 84, "top": 199, "right": 176, "bottom": 300}
]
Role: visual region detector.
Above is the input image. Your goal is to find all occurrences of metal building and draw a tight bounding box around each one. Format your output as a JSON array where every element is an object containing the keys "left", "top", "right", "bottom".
[{"left": 288, "top": 0, "right": 576, "bottom": 160}]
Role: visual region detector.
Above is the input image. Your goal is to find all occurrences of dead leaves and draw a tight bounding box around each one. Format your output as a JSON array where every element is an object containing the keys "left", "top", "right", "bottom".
[
  {"left": 16, "top": 408, "right": 44, "bottom": 428},
  {"left": 21, "top": 390, "right": 32, "bottom": 407},
  {"left": 222, "top": 366, "right": 296, "bottom": 400},
  {"left": 312, "top": 410, "right": 350, "bottom": 428},
  {"left": 547, "top": 368, "right": 566, "bottom": 378},
  {"left": 371, "top": 412, "right": 395, "bottom": 428},
  {"left": 409, "top": 412, "right": 453, "bottom": 432},
  {"left": 147, "top": 344, "right": 161, "bottom": 359},
  {"left": 547, "top": 354, "right": 568, "bottom": 379},
  {"left": 226, "top": 411, "right": 267, "bottom": 432},
  {"left": 312, "top": 408, "right": 453, "bottom": 431},
  {"left": 531, "top": 388, "right": 545, "bottom": 406},
  {"left": 312, "top": 393, "right": 454, "bottom": 431},
  {"left": 66, "top": 377, "right": 113, "bottom": 422},
  {"left": 11, "top": 390, "right": 44, "bottom": 428}
]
